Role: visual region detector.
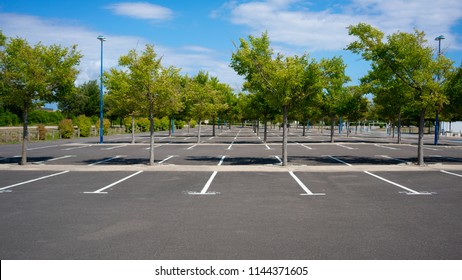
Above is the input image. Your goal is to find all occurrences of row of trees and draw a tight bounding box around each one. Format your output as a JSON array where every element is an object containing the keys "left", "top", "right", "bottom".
[{"left": 2, "top": 24, "right": 461, "bottom": 166}]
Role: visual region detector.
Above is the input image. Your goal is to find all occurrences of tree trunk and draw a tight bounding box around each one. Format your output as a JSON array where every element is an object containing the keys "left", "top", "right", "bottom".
[
  {"left": 346, "top": 120, "right": 350, "bottom": 137},
  {"left": 197, "top": 119, "right": 202, "bottom": 143},
  {"left": 417, "top": 109, "right": 426, "bottom": 166},
  {"left": 131, "top": 114, "right": 135, "bottom": 144},
  {"left": 149, "top": 102, "right": 155, "bottom": 165},
  {"left": 330, "top": 115, "right": 335, "bottom": 143},
  {"left": 263, "top": 120, "right": 268, "bottom": 143},
  {"left": 20, "top": 102, "right": 29, "bottom": 165},
  {"left": 282, "top": 105, "right": 288, "bottom": 166},
  {"left": 212, "top": 117, "right": 216, "bottom": 137},
  {"left": 397, "top": 111, "right": 402, "bottom": 144},
  {"left": 302, "top": 120, "right": 306, "bottom": 136}
]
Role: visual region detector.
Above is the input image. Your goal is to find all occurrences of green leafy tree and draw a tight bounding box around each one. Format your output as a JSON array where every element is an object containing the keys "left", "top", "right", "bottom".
[
  {"left": 0, "top": 31, "right": 81, "bottom": 164},
  {"left": 319, "top": 56, "right": 351, "bottom": 143},
  {"left": 231, "top": 32, "right": 321, "bottom": 165},
  {"left": 347, "top": 23, "right": 455, "bottom": 165}
]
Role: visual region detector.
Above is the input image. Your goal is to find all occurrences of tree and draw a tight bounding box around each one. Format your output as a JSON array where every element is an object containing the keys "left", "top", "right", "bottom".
[
  {"left": 117, "top": 45, "right": 163, "bottom": 165},
  {"left": 59, "top": 80, "right": 100, "bottom": 118},
  {"left": 338, "top": 86, "right": 369, "bottom": 137},
  {"left": 347, "top": 23, "right": 455, "bottom": 165},
  {"left": 231, "top": 32, "right": 321, "bottom": 165},
  {"left": 186, "top": 71, "right": 222, "bottom": 143},
  {"left": 105, "top": 68, "right": 143, "bottom": 144},
  {"left": 0, "top": 32, "right": 81, "bottom": 165},
  {"left": 319, "top": 56, "right": 351, "bottom": 143}
]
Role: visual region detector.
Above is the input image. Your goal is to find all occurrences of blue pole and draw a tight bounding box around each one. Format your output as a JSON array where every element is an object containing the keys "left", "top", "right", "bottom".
[{"left": 98, "top": 36, "right": 105, "bottom": 144}]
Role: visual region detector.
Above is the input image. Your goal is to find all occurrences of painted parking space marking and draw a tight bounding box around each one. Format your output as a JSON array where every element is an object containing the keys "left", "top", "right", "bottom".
[
  {"left": 0, "top": 170, "right": 70, "bottom": 192},
  {"left": 364, "top": 171, "right": 433, "bottom": 195},
  {"left": 265, "top": 144, "right": 271, "bottom": 150},
  {"left": 159, "top": 155, "right": 175, "bottom": 165},
  {"left": 34, "top": 155, "right": 76, "bottom": 165},
  {"left": 144, "top": 144, "right": 163, "bottom": 150},
  {"left": 440, "top": 170, "right": 462, "bottom": 178},
  {"left": 336, "top": 144, "right": 357, "bottom": 150},
  {"left": 325, "top": 155, "right": 352, "bottom": 166},
  {"left": 377, "top": 155, "right": 409, "bottom": 164},
  {"left": 374, "top": 144, "right": 399, "bottom": 150},
  {"left": 27, "top": 145, "right": 60, "bottom": 151},
  {"left": 62, "top": 145, "right": 92, "bottom": 151},
  {"left": 188, "top": 155, "right": 226, "bottom": 195},
  {"left": 186, "top": 144, "right": 197, "bottom": 150},
  {"left": 274, "top": 155, "right": 282, "bottom": 165},
  {"left": 84, "top": 171, "right": 143, "bottom": 194},
  {"left": 102, "top": 144, "right": 127, "bottom": 150},
  {"left": 289, "top": 171, "right": 325, "bottom": 196},
  {"left": 87, "top": 155, "right": 123, "bottom": 166}
]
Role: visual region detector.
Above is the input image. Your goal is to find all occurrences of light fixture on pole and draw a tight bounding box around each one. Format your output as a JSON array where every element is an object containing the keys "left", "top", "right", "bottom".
[
  {"left": 97, "top": 35, "right": 106, "bottom": 144},
  {"left": 434, "top": 35, "right": 445, "bottom": 146}
]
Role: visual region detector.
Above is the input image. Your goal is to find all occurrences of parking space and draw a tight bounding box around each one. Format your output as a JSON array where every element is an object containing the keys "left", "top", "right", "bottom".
[{"left": 1, "top": 126, "right": 462, "bottom": 259}]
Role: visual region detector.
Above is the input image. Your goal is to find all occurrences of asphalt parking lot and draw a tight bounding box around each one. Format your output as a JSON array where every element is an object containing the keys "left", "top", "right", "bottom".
[{"left": 1, "top": 126, "right": 461, "bottom": 259}]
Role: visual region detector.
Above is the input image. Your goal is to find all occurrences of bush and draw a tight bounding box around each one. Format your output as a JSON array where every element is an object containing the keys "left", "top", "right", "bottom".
[
  {"left": 59, "top": 119, "right": 74, "bottom": 139},
  {"left": 0, "top": 109, "right": 20, "bottom": 126},
  {"left": 75, "top": 115, "right": 92, "bottom": 137},
  {"left": 29, "top": 110, "right": 64, "bottom": 125},
  {"left": 95, "top": 118, "right": 111, "bottom": 135},
  {"left": 189, "top": 119, "right": 197, "bottom": 128},
  {"left": 37, "top": 124, "right": 47, "bottom": 140},
  {"left": 154, "top": 117, "right": 169, "bottom": 131},
  {"left": 136, "top": 117, "right": 150, "bottom": 132},
  {"left": 175, "top": 120, "right": 185, "bottom": 129}
]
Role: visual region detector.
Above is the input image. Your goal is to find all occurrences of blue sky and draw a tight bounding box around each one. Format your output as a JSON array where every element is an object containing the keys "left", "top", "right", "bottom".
[{"left": 1, "top": 0, "right": 462, "bottom": 91}]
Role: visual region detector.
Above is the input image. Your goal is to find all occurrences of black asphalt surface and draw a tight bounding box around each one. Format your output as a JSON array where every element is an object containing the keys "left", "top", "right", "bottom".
[{"left": 1, "top": 126, "right": 461, "bottom": 259}]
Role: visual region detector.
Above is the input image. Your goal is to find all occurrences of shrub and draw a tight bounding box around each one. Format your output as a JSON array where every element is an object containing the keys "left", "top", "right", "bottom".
[
  {"left": 95, "top": 118, "right": 111, "bottom": 135},
  {"left": 37, "top": 124, "right": 47, "bottom": 140},
  {"left": 175, "top": 120, "right": 185, "bottom": 129},
  {"left": 136, "top": 117, "right": 150, "bottom": 132},
  {"left": 75, "top": 115, "right": 92, "bottom": 137},
  {"left": 59, "top": 119, "right": 74, "bottom": 139},
  {"left": 0, "top": 110, "right": 20, "bottom": 126},
  {"left": 189, "top": 119, "right": 197, "bottom": 128}
]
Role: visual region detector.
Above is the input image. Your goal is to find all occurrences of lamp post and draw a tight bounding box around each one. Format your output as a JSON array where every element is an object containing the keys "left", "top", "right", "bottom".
[
  {"left": 434, "top": 35, "right": 445, "bottom": 145},
  {"left": 97, "top": 35, "right": 106, "bottom": 144}
]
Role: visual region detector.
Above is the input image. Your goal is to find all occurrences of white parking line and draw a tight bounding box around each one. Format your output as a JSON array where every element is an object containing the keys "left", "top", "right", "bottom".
[
  {"left": 378, "top": 155, "right": 409, "bottom": 164},
  {"left": 0, "top": 171, "right": 70, "bottom": 192},
  {"left": 27, "top": 145, "right": 60, "bottom": 151},
  {"left": 84, "top": 171, "right": 143, "bottom": 194},
  {"left": 34, "top": 155, "right": 76, "bottom": 165},
  {"left": 440, "top": 170, "right": 462, "bottom": 178},
  {"left": 325, "top": 155, "right": 352, "bottom": 166},
  {"left": 87, "top": 155, "right": 123, "bottom": 166},
  {"left": 102, "top": 144, "right": 127, "bottom": 150},
  {"left": 188, "top": 156, "right": 225, "bottom": 195},
  {"left": 159, "top": 155, "right": 175, "bottom": 165},
  {"left": 374, "top": 144, "right": 399, "bottom": 150},
  {"left": 336, "top": 144, "right": 357, "bottom": 150},
  {"left": 274, "top": 155, "right": 283, "bottom": 165},
  {"left": 265, "top": 144, "right": 271, "bottom": 150},
  {"left": 187, "top": 144, "right": 197, "bottom": 150},
  {"left": 364, "top": 171, "right": 433, "bottom": 195},
  {"left": 289, "top": 171, "right": 325, "bottom": 196},
  {"left": 62, "top": 145, "right": 92, "bottom": 151}
]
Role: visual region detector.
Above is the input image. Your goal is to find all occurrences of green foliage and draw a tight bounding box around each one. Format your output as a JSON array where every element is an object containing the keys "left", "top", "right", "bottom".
[
  {"left": 0, "top": 109, "right": 20, "bottom": 126},
  {"left": 95, "top": 118, "right": 111, "bottom": 135},
  {"left": 136, "top": 117, "right": 150, "bottom": 132},
  {"left": 59, "top": 80, "right": 100, "bottom": 117},
  {"left": 75, "top": 115, "right": 92, "bottom": 137},
  {"left": 58, "top": 119, "right": 74, "bottom": 139},
  {"left": 175, "top": 120, "right": 185, "bottom": 129},
  {"left": 28, "top": 110, "right": 64, "bottom": 125},
  {"left": 189, "top": 119, "right": 197, "bottom": 128}
]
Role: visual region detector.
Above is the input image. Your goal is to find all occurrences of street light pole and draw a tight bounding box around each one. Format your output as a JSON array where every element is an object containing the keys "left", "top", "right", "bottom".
[
  {"left": 434, "top": 35, "right": 445, "bottom": 146},
  {"left": 97, "top": 35, "right": 106, "bottom": 144}
]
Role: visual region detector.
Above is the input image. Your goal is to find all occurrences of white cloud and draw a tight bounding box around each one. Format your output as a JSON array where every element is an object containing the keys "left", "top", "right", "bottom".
[
  {"left": 226, "top": 0, "right": 462, "bottom": 52},
  {"left": 0, "top": 13, "right": 242, "bottom": 89},
  {"left": 105, "top": 2, "right": 173, "bottom": 21}
]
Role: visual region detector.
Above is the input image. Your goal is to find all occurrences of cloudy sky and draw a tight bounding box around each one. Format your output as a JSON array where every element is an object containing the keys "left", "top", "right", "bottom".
[{"left": 1, "top": 0, "right": 461, "bottom": 90}]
